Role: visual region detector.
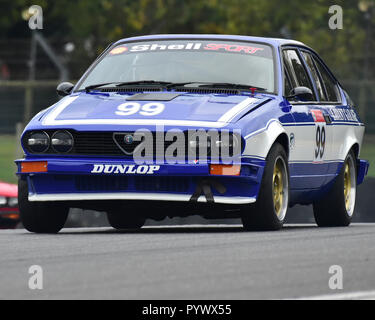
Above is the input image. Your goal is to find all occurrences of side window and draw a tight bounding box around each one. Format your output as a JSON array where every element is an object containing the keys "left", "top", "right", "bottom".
[
  {"left": 301, "top": 51, "right": 327, "bottom": 101},
  {"left": 343, "top": 90, "right": 355, "bottom": 108},
  {"left": 284, "top": 68, "right": 292, "bottom": 96},
  {"left": 313, "top": 57, "right": 340, "bottom": 102},
  {"left": 282, "top": 49, "right": 314, "bottom": 94}
]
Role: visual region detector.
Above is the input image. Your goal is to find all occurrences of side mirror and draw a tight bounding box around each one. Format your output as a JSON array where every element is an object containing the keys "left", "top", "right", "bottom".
[
  {"left": 287, "top": 86, "right": 314, "bottom": 101},
  {"left": 57, "top": 82, "right": 74, "bottom": 97}
]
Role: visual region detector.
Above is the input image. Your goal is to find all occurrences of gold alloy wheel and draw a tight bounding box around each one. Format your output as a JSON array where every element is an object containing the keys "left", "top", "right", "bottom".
[
  {"left": 273, "top": 159, "right": 284, "bottom": 217},
  {"left": 344, "top": 161, "right": 351, "bottom": 212}
]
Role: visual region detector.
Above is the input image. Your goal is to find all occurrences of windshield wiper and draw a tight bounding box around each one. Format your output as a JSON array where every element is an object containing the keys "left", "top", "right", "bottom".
[
  {"left": 84, "top": 82, "right": 119, "bottom": 92},
  {"left": 84, "top": 81, "right": 267, "bottom": 93},
  {"left": 84, "top": 80, "right": 173, "bottom": 92},
  {"left": 166, "top": 82, "right": 267, "bottom": 92},
  {"left": 116, "top": 80, "right": 173, "bottom": 87},
  {"left": 165, "top": 82, "right": 208, "bottom": 88},
  {"left": 197, "top": 83, "right": 267, "bottom": 92}
]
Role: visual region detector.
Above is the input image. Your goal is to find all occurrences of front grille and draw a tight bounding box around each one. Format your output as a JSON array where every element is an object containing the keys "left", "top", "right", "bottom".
[
  {"left": 75, "top": 175, "right": 128, "bottom": 191},
  {"left": 72, "top": 131, "right": 123, "bottom": 156},
  {"left": 71, "top": 131, "right": 176, "bottom": 156},
  {"left": 74, "top": 175, "right": 190, "bottom": 193},
  {"left": 134, "top": 176, "right": 189, "bottom": 192},
  {"left": 23, "top": 130, "right": 242, "bottom": 158}
]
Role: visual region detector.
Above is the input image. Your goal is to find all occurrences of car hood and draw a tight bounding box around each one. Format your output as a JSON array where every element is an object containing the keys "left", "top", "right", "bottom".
[{"left": 39, "top": 92, "right": 271, "bottom": 128}]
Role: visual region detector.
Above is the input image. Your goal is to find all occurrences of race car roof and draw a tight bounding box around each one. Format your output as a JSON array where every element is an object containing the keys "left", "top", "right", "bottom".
[{"left": 113, "top": 34, "right": 306, "bottom": 48}]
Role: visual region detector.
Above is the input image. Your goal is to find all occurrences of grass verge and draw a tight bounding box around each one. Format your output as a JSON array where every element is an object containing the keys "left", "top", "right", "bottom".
[{"left": 0, "top": 135, "right": 18, "bottom": 184}]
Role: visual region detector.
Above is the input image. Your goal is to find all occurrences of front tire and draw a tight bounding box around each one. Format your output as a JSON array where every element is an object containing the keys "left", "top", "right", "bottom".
[
  {"left": 241, "top": 142, "right": 289, "bottom": 231},
  {"left": 18, "top": 178, "right": 69, "bottom": 233},
  {"left": 313, "top": 150, "right": 357, "bottom": 227}
]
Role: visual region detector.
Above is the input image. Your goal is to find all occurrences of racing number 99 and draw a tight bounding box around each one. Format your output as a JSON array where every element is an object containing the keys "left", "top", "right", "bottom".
[
  {"left": 315, "top": 124, "right": 326, "bottom": 159},
  {"left": 116, "top": 102, "right": 165, "bottom": 116}
]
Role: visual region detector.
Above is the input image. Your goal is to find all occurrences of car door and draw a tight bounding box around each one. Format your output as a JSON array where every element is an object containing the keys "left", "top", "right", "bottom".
[
  {"left": 282, "top": 48, "right": 329, "bottom": 190},
  {"left": 307, "top": 52, "right": 348, "bottom": 184},
  {"left": 299, "top": 49, "right": 335, "bottom": 181}
]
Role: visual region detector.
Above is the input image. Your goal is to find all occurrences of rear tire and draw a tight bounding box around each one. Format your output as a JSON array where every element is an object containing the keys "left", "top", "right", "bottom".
[
  {"left": 18, "top": 178, "right": 69, "bottom": 233},
  {"left": 241, "top": 142, "right": 289, "bottom": 231},
  {"left": 107, "top": 203, "right": 145, "bottom": 230},
  {"left": 313, "top": 150, "right": 357, "bottom": 227}
]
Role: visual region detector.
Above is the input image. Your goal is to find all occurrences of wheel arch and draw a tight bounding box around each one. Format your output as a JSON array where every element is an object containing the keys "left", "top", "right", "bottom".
[
  {"left": 350, "top": 143, "right": 360, "bottom": 160},
  {"left": 274, "top": 132, "right": 290, "bottom": 159},
  {"left": 243, "top": 120, "right": 289, "bottom": 160}
]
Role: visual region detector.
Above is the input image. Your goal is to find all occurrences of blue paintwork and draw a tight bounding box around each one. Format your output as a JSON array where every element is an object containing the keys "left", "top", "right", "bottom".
[{"left": 17, "top": 34, "right": 369, "bottom": 207}]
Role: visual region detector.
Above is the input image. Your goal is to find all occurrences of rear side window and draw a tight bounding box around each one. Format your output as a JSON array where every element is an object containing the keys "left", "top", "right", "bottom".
[
  {"left": 284, "top": 69, "right": 292, "bottom": 96},
  {"left": 313, "top": 57, "right": 340, "bottom": 102},
  {"left": 301, "top": 51, "right": 327, "bottom": 101},
  {"left": 282, "top": 50, "right": 314, "bottom": 93}
]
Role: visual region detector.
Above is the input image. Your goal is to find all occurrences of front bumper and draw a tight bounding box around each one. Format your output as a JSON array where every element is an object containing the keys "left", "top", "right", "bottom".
[
  {"left": 16, "top": 157, "right": 265, "bottom": 205},
  {"left": 357, "top": 159, "right": 370, "bottom": 185}
]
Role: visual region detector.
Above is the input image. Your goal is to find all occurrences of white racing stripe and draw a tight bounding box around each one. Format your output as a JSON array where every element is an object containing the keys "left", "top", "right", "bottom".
[
  {"left": 294, "top": 290, "right": 375, "bottom": 300},
  {"left": 42, "top": 95, "right": 79, "bottom": 125},
  {"left": 217, "top": 97, "right": 257, "bottom": 123}
]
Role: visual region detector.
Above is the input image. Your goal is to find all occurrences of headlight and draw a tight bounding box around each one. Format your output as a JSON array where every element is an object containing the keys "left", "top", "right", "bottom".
[
  {"left": 215, "top": 134, "right": 240, "bottom": 151},
  {"left": 188, "top": 136, "right": 211, "bottom": 158},
  {"left": 189, "top": 140, "right": 211, "bottom": 148},
  {"left": 8, "top": 197, "right": 18, "bottom": 207},
  {"left": 0, "top": 196, "right": 6, "bottom": 206},
  {"left": 51, "top": 130, "right": 74, "bottom": 153},
  {"left": 27, "top": 131, "right": 50, "bottom": 153},
  {"left": 188, "top": 132, "right": 241, "bottom": 157}
]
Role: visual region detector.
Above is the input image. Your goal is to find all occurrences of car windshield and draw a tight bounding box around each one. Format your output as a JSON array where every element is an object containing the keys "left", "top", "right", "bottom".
[{"left": 77, "top": 40, "right": 276, "bottom": 93}]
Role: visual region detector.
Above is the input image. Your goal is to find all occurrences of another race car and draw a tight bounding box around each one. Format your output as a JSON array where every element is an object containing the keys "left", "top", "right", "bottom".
[
  {"left": 16, "top": 34, "right": 369, "bottom": 233},
  {"left": 0, "top": 181, "right": 20, "bottom": 229}
]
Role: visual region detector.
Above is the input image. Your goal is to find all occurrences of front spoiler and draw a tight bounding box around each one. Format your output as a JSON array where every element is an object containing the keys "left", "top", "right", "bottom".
[{"left": 28, "top": 192, "right": 256, "bottom": 204}]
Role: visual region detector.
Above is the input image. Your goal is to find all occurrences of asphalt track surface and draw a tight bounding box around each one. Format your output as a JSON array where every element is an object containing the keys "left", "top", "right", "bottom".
[{"left": 1, "top": 223, "right": 375, "bottom": 300}]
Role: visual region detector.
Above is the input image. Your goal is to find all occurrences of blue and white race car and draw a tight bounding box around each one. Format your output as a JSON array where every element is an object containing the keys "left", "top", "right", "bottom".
[{"left": 16, "top": 35, "right": 369, "bottom": 233}]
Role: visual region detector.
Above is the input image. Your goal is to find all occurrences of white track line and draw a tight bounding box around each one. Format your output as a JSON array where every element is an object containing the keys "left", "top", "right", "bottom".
[{"left": 295, "top": 290, "right": 375, "bottom": 300}]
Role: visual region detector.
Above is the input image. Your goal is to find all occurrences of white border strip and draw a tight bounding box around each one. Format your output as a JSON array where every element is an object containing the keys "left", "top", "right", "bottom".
[
  {"left": 243, "top": 119, "right": 280, "bottom": 140},
  {"left": 42, "top": 96, "right": 257, "bottom": 128},
  {"left": 294, "top": 290, "right": 375, "bottom": 300},
  {"left": 43, "top": 118, "right": 229, "bottom": 128},
  {"left": 28, "top": 193, "right": 256, "bottom": 204}
]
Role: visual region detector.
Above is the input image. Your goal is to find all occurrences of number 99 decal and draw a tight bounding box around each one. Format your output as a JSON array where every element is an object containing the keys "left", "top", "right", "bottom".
[
  {"left": 315, "top": 124, "right": 326, "bottom": 160},
  {"left": 115, "top": 102, "right": 165, "bottom": 117}
]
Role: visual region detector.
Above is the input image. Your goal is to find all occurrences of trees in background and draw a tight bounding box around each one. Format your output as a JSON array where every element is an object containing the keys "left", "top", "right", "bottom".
[{"left": 1, "top": 0, "right": 374, "bottom": 80}]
